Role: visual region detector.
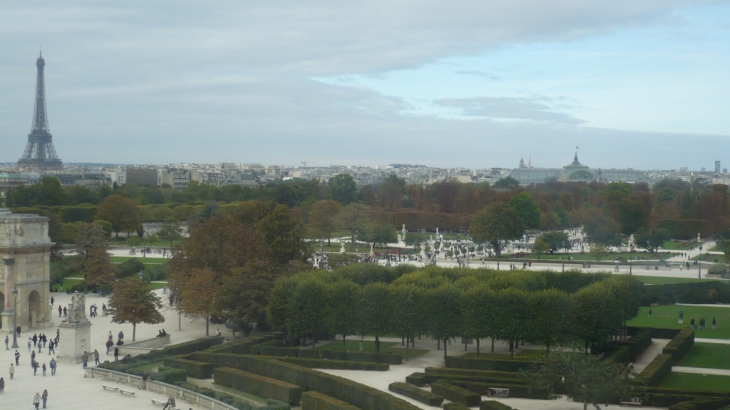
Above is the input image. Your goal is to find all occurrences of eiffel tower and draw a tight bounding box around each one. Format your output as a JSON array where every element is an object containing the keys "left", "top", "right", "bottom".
[{"left": 18, "top": 51, "right": 63, "bottom": 169}]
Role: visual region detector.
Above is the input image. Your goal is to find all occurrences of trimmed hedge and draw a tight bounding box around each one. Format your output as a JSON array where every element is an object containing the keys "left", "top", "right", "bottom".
[
  {"left": 164, "top": 356, "right": 215, "bottom": 379},
  {"left": 627, "top": 326, "right": 682, "bottom": 340},
  {"left": 163, "top": 336, "right": 223, "bottom": 356},
  {"left": 480, "top": 401, "right": 514, "bottom": 410},
  {"left": 640, "top": 281, "right": 730, "bottom": 305},
  {"left": 215, "top": 367, "right": 303, "bottom": 405},
  {"left": 193, "top": 353, "right": 421, "bottom": 410},
  {"left": 406, "top": 372, "right": 426, "bottom": 387},
  {"left": 205, "top": 333, "right": 284, "bottom": 355},
  {"left": 668, "top": 399, "right": 730, "bottom": 410},
  {"left": 603, "top": 329, "right": 652, "bottom": 365},
  {"left": 174, "top": 381, "right": 253, "bottom": 410},
  {"left": 445, "top": 356, "right": 537, "bottom": 372},
  {"left": 645, "top": 387, "right": 730, "bottom": 407},
  {"left": 443, "top": 403, "right": 470, "bottom": 410},
  {"left": 636, "top": 354, "right": 674, "bottom": 386},
  {"left": 445, "top": 380, "right": 549, "bottom": 400},
  {"left": 424, "top": 367, "right": 523, "bottom": 385},
  {"left": 301, "top": 391, "right": 361, "bottom": 410},
  {"left": 151, "top": 367, "right": 187, "bottom": 384},
  {"left": 389, "top": 382, "right": 443, "bottom": 407},
  {"left": 431, "top": 382, "right": 481, "bottom": 407},
  {"left": 258, "top": 345, "right": 402, "bottom": 364},
  {"left": 278, "top": 357, "right": 388, "bottom": 371},
  {"left": 663, "top": 329, "right": 695, "bottom": 362}
]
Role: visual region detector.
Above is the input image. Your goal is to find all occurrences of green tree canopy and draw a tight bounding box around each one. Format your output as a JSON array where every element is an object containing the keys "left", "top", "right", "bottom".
[
  {"left": 327, "top": 174, "right": 357, "bottom": 205},
  {"left": 470, "top": 203, "right": 524, "bottom": 256},
  {"left": 509, "top": 192, "right": 541, "bottom": 229}
]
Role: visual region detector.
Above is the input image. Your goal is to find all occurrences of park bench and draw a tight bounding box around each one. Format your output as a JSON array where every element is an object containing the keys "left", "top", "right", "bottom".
[
  {"left": 119, "top": 389, "right": 136, "bottom": 397},
  {"left": 102, "top": 385, "right": 119, "bottom": 392},
  {"left": 151, "top": 399, "right": 180, "bottom": 409},
  {"left": 487, "top": 387, "right": 509, "bottom": 398},
  {"left": 620, "top": 397, "right": 643, "bottom": 407}
]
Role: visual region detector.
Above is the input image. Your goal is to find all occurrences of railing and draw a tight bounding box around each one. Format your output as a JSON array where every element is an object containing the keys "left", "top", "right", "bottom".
[{"left": 85, "top": 367, "right": 237, "bottom": 410}]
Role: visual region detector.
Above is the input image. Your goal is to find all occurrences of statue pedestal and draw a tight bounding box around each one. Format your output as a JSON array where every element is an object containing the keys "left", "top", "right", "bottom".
[
  {"left": 1, "top": 310, "right": 15, "bottom": 334},
  {"left": 57, "top": 320, "right": 91, "bottom": 364}
]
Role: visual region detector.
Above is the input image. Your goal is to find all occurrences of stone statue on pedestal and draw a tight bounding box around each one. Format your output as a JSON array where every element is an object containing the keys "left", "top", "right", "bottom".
[{"left": 66, "top": 293, "right": 89, "bottom": 324}]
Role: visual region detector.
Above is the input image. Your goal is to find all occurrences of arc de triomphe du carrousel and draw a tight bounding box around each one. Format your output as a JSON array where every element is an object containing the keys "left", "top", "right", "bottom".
[{"left": 1, "top": 208, "right": 54, "bottom": 333}]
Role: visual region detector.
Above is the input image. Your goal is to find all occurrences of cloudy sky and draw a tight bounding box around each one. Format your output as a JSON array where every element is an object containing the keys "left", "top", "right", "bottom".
[{"left": 1, "top": 1, "right": 729, "bottom": 170}]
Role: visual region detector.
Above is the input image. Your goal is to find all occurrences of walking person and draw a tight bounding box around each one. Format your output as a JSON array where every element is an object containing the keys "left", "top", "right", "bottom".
[
  {"left": 14, "top": 350, "right": 20, "bottom": 365},
  {"left": 114, "top": 346, "right": 119, "bottom": 362},
  {"left": 58, "top": 305, "right": 62, "bottom": 318},
  {"left": 32, "top": 359, "right": 39, "bottom": 376},
  {"left": 9, "top": 364, "right": 14, "bottom": 380},
  {"left": 648, "top": 307, "right": 653, "bottom": 317},
  {"left": 50, "top": 359, "right": 56, "bottom": 376},
  {"left": 42, "top": 363, "right": 46, "bottom": 376},
  {"left": 33, "top": 392, "right": 41, "bottom": 410},
  {"left": 82, "top": 351, "right": 88, "bottom": 368},
  {"left": 0, "top": 376, "right": 4, "bottom": 394},
  {"left": 94, "top": 349, "right": 100, "bottom": 365},
  {"left": 42, "top": 389, "right": 48, "bottom": 409},
  {"left": 4, "top": 335, "right": 7, "bottom": 350},
  {"left": 712, "top": 317, "right": 717, "bottom": 330},
  {"left": 28, "top": 338, "right": 32, "bottom": 352},
  {"left": 106, "top": 338, "right": 113, "bottom": 355}
]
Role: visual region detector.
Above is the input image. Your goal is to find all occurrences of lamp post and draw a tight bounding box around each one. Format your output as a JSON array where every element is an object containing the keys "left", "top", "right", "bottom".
[
  {"left": 11, "top": 286, "right": 18, "bottom": 349},
  {"left": 698, "top": 245, "right": 704, "bottom": 279},
  {"left": 629, "top": 257, "right": 632, "bottom": 275},
  {"left": 560, "top": 257, "right": 564, "bottom": 272}
]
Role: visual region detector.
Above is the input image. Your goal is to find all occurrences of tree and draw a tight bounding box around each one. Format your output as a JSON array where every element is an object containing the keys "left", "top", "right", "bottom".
[
  {"left": 390, "top": 284, "right": 424, "bottom": 361},
  {"left": 328, "top": 174, "right": 357, "bottom": 205},
  {"left": 326, "top": 280, "right": 361, "bottom": 352},
  {"left": 425, "top": 284, "right": 463, "bottom": 359},
  {"left": 494, "top": 176, "right": 519, "bottom": 189},
  {"left": 83, "top": 248, "right": 116, "bottom": 293},
  {"left": 526, "top": 289, "right": 574, "bottom": 356},
  {"left": 75, "top": 223, "right": 108, "bottom": 260},
  {"left": 156, "top": 220, "right": 182, "bottom": 248},
  {"left": 469, "top": 203, "right": 524, "bottom": 256},
  {"left": 617, "top": 198, "right": 646, "bottom": 235},
  {"left": 520, "top": 351, "right": 641, "bottom": 410},
  {"left": 107, "top": 276, "right": 164, "bottom": 342},
  {"left": 96, "top": 194, "right": 142, "bottom": 238},
  {"left": 176, "top": 268, "right": 222, "bottom": 336},
  {"left": 588, "top": 243, "right": 609, "bottom": 262},
  {"left": 509, "top": 192, "right": 541, "bottom": 229},
  {"left": 358, "top": 283, "right": 393, "bottom": 355},
  {"left": 335, "top": 203, "right": 371, "bottom": 250},
  {"left": 537, "top": 232, "right": 572, "bottom": 253},
  {"left": 582, "top": 212, "right": 621, "bottom": 247},
  {"left": 308, "top": 200, "right": 342, "bottom": 246},
  {"left": 572, "top": 282, "right": 622, "bottom": 354},
  {"left": 290, "top": 278, "right": 329, "bottom": 349},
  {"left": 359, "top": 222, "right": 397, "bottom": 247},
  {"left": 379, "top": 174, "right": 406, "bottom": 211},
  {"left": 491, "top": 287, "right": 529, "bottom": 358},
  {"left": 461, "top": 285, "right": 498, "bottom": 356},
  {"left": 633, "top": 228, "right": 670, "bottom": 253},
  {"left": 40, "top": 176, "right": 66, "bottom": 206},
  {"left": 533, "top": 237, "right": 549, "bottom": 260}
]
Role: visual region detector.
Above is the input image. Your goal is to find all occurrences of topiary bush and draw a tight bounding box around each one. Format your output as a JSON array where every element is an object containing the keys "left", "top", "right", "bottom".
[{"left": 388, "top": 382, "right": 444, "bottom": 406}]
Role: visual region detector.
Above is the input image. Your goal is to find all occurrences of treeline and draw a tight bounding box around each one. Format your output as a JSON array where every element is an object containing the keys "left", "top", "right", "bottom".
[
  {"left": 267, "top": 266, "right": 642, "bottom": 357},
  {"left": 8, "top": 174, "right": 730, "bottom": 241}
]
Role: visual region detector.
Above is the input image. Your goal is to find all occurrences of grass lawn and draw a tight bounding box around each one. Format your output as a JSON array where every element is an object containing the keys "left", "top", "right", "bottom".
[
  {"left": 679, "top": 343, "right": 730, "bottom": 370},
  {"left": 391, "top": 347, "right": 430, "bottom": 360},
  {"left": 627, "top": 305, "right": 730, "bottom": 339},
  {"left": 53, "top": 277, "right": 167, "bottom": 291},
  {"left": 109, "top": 256, "right": 167, "bottom": 264},
  {"left": 317, "top": 339, "right": 398, "bottom": 353},
  {"left": 660, "top": 373, "right": 730, "bottom": 392},
  {"left": 633, "top": 276, "right": 729, "bottom": 285},
  {"left": 663, "top": 241, "right": 702, "bottom": 250}
]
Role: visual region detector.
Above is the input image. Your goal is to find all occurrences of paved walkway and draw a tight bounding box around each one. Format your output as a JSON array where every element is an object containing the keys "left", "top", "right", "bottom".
[
  {"left": 632, "top": 339, "right": 670, "bottom": 374},
  {"left": 672, "top": 366, "right": 730, "bottom": 376},
  {"left": 0, "top": 289, "right": 212, "bottom": 410}
]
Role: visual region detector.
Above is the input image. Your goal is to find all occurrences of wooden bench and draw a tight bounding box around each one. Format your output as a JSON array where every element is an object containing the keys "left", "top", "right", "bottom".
[
  {"left": 119, "top": 389, "right": 136, "bottom": 397},
  {"left": 102, "top": 385, "right": 119, "bottom": 392},
  {"left": 487, "top": 387, "right": 509, "bottom": 398},
  {"left": 620, "top": 397, "right": 643, "bottom": 407}
]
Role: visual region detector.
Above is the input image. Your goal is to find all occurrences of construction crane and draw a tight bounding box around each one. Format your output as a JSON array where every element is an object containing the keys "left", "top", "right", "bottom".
[{"left": 301, "top": 160, "right": 315, "bottom": 168}]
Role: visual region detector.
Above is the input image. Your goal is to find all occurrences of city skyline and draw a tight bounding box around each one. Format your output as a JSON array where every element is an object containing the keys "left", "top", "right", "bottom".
[{"left": 1, "top": 1, "right": 729, "bottom": 169}]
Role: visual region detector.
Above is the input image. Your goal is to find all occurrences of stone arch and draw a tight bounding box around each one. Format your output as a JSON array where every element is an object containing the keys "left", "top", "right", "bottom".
[{"left": 28, "top": 290, "right": 41, "bottom": 327}]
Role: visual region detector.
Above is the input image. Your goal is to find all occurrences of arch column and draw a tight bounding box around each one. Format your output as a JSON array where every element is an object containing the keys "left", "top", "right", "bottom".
[{"left": 1, "top": 258, "right": 15, "bottom": 332}]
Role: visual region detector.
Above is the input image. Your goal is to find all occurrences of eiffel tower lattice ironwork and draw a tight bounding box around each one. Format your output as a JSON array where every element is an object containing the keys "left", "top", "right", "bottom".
[{"left": 18, "top": 51, "right": 63, "bottom": 169}]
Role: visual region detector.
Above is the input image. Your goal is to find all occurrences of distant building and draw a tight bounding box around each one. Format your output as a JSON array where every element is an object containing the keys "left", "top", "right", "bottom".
[
  {"left": 716, "top": 161, "right": 721, "bottom": 173},
  {"left": 126, "top": 168, "right": 158, "bottom": 186},
  {"left": 159, "top": 169, "right": 191, "bottom": 191},
  {"left": 507, "top": 153, "right": 650, "bottom": 186}
]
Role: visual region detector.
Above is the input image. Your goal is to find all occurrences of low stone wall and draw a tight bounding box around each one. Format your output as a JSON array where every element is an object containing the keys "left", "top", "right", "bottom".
[
  {"left": 117, "top": 334, "right": 171, "bottom": 356},
  {"left": 85, "top": 367, "right": 236, "bottom": 410}
]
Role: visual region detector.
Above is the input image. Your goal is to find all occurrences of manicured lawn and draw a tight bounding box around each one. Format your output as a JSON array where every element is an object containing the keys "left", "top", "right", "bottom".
[
  {"left": 660, "top": 373, "right": 730, "bottom": 392},
  {"left": 110, "top": 256, "right": 167, "bottom": 264},
  {"left": 679, "top": 343, "right": 730, "bottom": 370},
  {"left": 317, "top": 339, "right": 398, "bottom": 353},
  {"left": 663, "top": 241, "right": 702, "bottom": 250},
  {"left": 627, "top": 305, "right": 730, "bottom": 339},
  {"left": 633, "top": 276, "right": 729, "bottom": 285}
]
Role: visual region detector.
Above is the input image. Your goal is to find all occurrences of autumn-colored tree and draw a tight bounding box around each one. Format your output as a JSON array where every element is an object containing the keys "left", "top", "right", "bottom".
[
  {"left": 177, "top": 268, "right": 222, "bottom": 336},
  {"left": 107, "top": 276, "right": 164, "bottom": 342},
  {"left": 335, "top": 203, "right": 372, "bottom": 250},
  {"left": 307, "top": 200, "right": 342, "bottom": 245},
  {"left": 379, "top": 174, "right": 405, "bottom": 212},
  {"left": 75, "top": 223, "right": 108, "bottom": 260},
  {"left": 469, "top": 203, "right": 524, "bottom": 256},
  {"left": 96, "top": 194, "right": 142, "bottom": 238},
  {"left": 156, "top": 220, "right": 182, "bottom": 248},
  {"left": 83, "top": 248, "right": 116, "bottom": 292}
]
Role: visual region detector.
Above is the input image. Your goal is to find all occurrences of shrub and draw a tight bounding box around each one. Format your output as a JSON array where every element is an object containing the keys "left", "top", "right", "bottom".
[
  {"left": 443, "top": 403, "right": 471, "bottom": 410},
  {"left": 406, "top": 372, "right": 426, "bottom": 387},
  {"left": 636, "top": 354, "right": 673, "bottom": 386},
  {"left": 278, "top": 357, "right": 388, "bottom": 371},
  {"left": 215, "top": 367, "right": 303, "bottom": 405},
  {"left": 261, "top": 399, "right": 292, "bottom": 410},
  {"left": 640, "top": 282, "right": 730, "bottom": 305},
  {"left": 431, "top": 382, "right": 481, "bottom": 407},
  {"left": 627, "top": 326, "right": 682, "bottom": 339},
  {"left": 388, "top": 382, "right": 444, "bottom": 406},
  {"left": 193, "top": 353, "right": 421, "bottom": 410},
  {"left": 163, "top": 336, "right": 222, "bottom": 356},
  {"left": 479, "top": 401, "right": 514, "bottom": 410},
  {"left": 115, "top": 258, "right": 145, "bottom": 279},
  {"left": 445, "top": 381, "right": 549, "bottom": 400},
  {"left": 301, "top": 391, "right": 360, "bottom": 410},
  {"left": 151, "top": 367, "right": 187, "bottom": 383},
  {"left": 423, "top": 367, "right": 523, "bottom": 385},
  {"left": 164, "top": 356, "right": 215, "bottom": 379},
  {"left": 175, "top": 381, "right": 252, "bottom": 410},
  {"left": 663, "top": 329, "right": 695, "bottom": 362},
  {"left": 259, "top": 345, "right": 401, "bottom": 364},
  {"left": 708, "top": 264, "right": 728, "bottom": 276},
  {"left": 668, "top": 399, "right": 730, "bottom": 410},
  {"left": 445, "top": 356, "right": 538, "bottom": 372}
]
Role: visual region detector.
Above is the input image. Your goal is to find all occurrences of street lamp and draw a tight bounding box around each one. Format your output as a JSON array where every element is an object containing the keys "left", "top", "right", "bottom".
[
  {"left": 11, "top": 286, "right": 18, "bottom": 348},
  {"left": 629, "top": 256, "right": 632, "bottom": 275},
  {"left": 698, "top": 245, "right": 704, "bottom": 279},
  {"left": 560, "top": 257, "right": 565, "bottom": 272}
]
